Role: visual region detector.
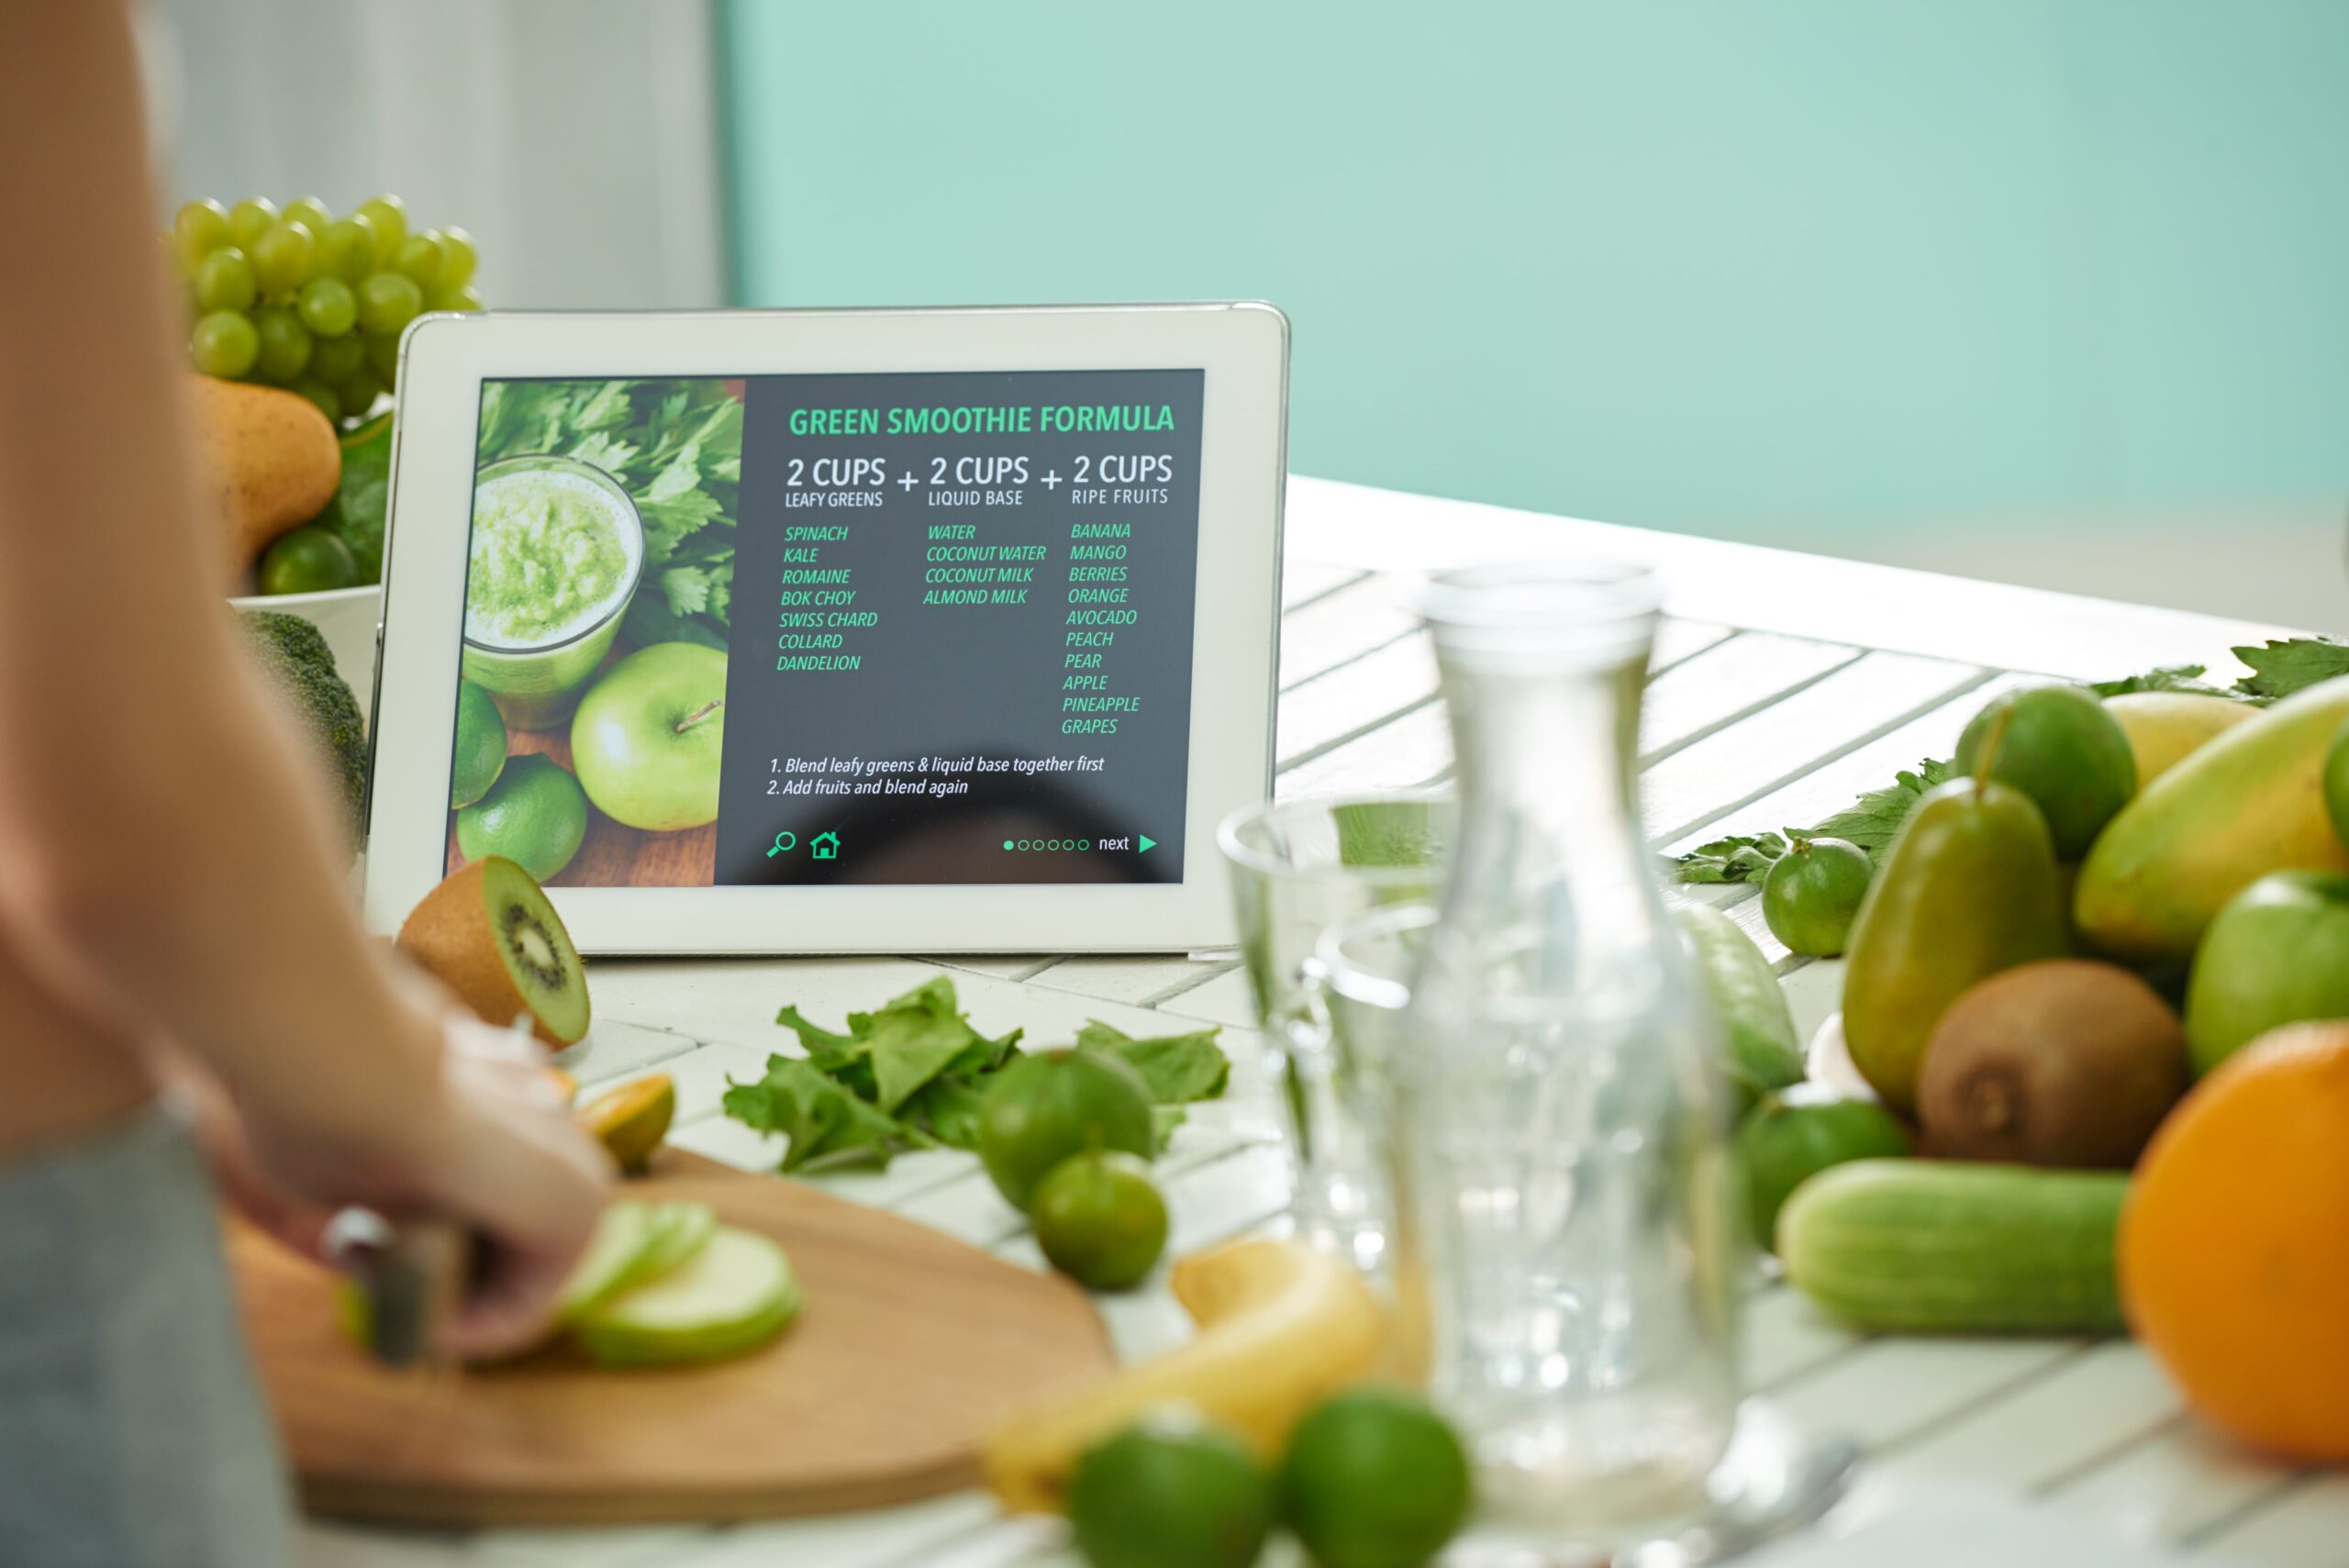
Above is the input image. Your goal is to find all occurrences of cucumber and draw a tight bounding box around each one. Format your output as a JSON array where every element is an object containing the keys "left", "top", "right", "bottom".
[
  {"left": 1674, "top": 904, "right": 1805, "bottom": 1098},
  {"left": 1778, "top": 1160, "right": 2129, "bottom": 1335}
]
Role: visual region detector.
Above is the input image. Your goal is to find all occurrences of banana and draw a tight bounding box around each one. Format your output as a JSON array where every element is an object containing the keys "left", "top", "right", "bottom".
[{"left": 982, "top": 1237, "right": 1384, "bottom": 1513}]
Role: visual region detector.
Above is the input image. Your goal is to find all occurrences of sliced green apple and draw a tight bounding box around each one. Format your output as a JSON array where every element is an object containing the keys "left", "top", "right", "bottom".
[
  {"left": 573, "top": 1226, "right": 800, "bottom": 1369},
  {"left": 555, "top": 1202, "right": 657, "bottom": 1321},
  {"left": 556, "top": 1200, "right": 721, "bottom": 1325},
  {"left": 635, "top": 1200, "right": 718, "bottom": 1281}
]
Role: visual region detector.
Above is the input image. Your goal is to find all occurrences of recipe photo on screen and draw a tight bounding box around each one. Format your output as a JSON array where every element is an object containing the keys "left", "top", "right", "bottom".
[{"left": 444, "top": 370, "right": 1206, "bottom": 890}]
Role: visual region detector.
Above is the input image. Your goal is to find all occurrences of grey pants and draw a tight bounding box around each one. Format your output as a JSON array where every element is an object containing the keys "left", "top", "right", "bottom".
[{"left": 0, "top": 1102, "right": 294, "bottom": 1566}]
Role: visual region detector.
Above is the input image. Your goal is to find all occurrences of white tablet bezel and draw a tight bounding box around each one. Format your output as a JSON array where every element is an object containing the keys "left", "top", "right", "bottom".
[{"left": 362, "top": 303, "right": 1286, "bottom": 954}]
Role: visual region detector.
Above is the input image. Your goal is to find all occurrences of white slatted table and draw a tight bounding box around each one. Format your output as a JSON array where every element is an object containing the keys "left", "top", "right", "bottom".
[{"left": 307, "top": 478, "right": 2340, "bottom": 1568}]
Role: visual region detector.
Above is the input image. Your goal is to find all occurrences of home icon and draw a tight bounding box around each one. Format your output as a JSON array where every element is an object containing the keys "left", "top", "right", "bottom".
[{"left": 809, "top": 831, "right": 841, "bottom": 862}]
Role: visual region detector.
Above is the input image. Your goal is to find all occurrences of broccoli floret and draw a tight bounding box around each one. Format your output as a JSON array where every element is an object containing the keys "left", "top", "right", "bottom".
[{"left": 240, "top": 610, "right": 369, "bottom": 841}]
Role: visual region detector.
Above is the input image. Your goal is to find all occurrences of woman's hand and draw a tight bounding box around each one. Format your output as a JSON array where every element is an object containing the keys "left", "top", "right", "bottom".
[
  {"left": 194, "top": 1008, "right": 608, "bottom": 1361},
  {"left": 410, "top": 1018, "right": 610, "bottom": 1358}
]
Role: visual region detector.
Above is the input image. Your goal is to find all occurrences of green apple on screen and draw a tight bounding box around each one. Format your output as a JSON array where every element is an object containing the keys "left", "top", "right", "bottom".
[{"left": 571, "top": 642, "right": 728, "bottom": 831}]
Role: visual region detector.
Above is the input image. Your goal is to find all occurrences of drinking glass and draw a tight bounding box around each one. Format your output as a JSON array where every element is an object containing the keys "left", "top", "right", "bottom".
[
  {"left": 1217, "top": 794, "right": 1451, "bottom": 1270},
  {"left": 461, "top": 454, "right": 646, "bottom": 731},
  {"left": 1305, "top": 902, "right": 1439, "bottom": 1294},
  {"left": 1389, "top": 562, "right": 1742, "bottom": 1552}
]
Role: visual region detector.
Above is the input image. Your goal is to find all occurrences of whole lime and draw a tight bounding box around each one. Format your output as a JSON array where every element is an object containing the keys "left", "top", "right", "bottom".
[
  {"left": 1277, "top": 1387, "right": 1472, "bottom": 1568},
  {"left": 1032, "top": 1151, "right": 1168, "bottom": 1290},
  {"left": 455, "top": 754, "right": 588, "bottom": 882},
  {"left": 257, "top": 525, "right": 359, "bottom": 595},
  {"left": 1761, "top": 837, "right": 1872, "bottom": 957},
  {"left": 1734, "top": 1084, "right": 1912, "bottom": 1251},
  {"left": 1954, "top": 685, "right": 2136, "bottom": 860},
  {"left": 1067, "top": 1415, "right": 1274, "bottom": 1568},
  {"left": 976, "top": 1048, "right": 1156, "bottom": 1211},
  {"left": 450, "top": 681, "right": 507, "bottom": 809},
  {"left": 2322, "top": 717, "right": 2349, "bottom": 851}
]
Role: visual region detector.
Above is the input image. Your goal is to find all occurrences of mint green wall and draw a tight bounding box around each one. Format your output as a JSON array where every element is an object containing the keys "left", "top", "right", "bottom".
[{"left": 719, "top": 2, "right": 2349, "bottom": 543}]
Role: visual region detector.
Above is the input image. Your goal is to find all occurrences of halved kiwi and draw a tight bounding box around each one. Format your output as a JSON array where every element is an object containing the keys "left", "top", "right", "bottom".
[{"left": 396, "top": 856, "right": 591, "bottom": 1047}]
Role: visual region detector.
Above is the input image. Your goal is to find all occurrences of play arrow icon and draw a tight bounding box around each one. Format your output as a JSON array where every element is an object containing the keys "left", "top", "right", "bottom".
[{"left": 1138, "top": 835, "right": 1156, "bottom": 853}]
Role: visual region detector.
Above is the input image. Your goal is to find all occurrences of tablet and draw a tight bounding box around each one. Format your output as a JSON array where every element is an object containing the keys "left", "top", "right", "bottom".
[{"left": 362, "top": 304, "right": 1287, "bottom": 954}]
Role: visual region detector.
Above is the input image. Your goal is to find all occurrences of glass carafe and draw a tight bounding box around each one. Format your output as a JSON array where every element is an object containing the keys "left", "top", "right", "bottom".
[{"left": 1388, "top": 562, "right": 1742, "bottom": 1551}]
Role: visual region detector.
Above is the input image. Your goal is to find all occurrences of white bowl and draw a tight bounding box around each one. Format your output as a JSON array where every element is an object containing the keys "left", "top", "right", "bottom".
[{"left": 228, "top": 583, "right": 383, "bottom": 706}]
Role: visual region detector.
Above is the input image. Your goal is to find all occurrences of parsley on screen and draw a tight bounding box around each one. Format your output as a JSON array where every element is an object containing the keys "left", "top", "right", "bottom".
[{"left": 473, "top": 378, "right": 741, "bottom": 649}]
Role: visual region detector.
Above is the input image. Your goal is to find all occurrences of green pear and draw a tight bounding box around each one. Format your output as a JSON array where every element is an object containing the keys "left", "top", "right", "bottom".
[{"left": 1842, "top": 773, "right": 2069, "bottom": 1115}]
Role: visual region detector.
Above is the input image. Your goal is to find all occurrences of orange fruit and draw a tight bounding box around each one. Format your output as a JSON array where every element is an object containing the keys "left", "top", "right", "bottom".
[
  {"left": 579, "top": 1073, "right": 675, "bottom": 1174},
  {"left": 2119, "top": 1021, "right": 2349, "bottom": 1461}
]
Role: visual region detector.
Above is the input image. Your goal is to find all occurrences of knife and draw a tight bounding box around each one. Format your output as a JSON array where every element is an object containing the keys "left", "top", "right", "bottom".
[
  {"left": 323, "top": 1207, "right": 472, "bottom": 1369},
  {"left": 321, "top": 1012, "right": 540, "bottom": 1366}
]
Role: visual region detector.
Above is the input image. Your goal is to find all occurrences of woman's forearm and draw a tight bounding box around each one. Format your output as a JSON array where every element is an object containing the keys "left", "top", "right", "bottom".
[
  {"left": 0, "top": 4, "right": 451, "bottom": 1150},
  {"left": 1, "top": 639, "right": 452, "bottom": 1144}
]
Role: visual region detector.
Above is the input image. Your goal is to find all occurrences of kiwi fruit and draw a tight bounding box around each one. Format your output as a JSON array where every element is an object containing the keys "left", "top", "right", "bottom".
[
  {"left": 396, "top": 856, "right": 591, "bottom": 1047},
  {"left": 1916, "top": 958, "right": 2185, "bottom": 1169}
]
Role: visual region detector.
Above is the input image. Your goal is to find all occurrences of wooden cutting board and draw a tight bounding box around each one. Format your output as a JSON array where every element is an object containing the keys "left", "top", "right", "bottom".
[{"left": 230, "top": 1151, "right": 1114, "bottom": 1525}]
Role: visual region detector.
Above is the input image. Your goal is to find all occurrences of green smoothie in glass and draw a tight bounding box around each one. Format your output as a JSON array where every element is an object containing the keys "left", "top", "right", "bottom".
[{"left": 461, "top": 455, "right": 645, "bottom": 729}]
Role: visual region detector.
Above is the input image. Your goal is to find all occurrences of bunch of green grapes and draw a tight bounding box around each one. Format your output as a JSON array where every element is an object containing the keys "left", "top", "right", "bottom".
[{"left": 168, "top": 194, "right": 481, "bottom": 424}]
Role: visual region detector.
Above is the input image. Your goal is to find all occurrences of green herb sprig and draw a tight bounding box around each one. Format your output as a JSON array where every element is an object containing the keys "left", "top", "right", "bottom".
[
  {"left": 1668, "top": 639, "right": 2348, "bottom": 884},
  {"left": 474, "top": 378, "right": 741, "bottom": 649}
]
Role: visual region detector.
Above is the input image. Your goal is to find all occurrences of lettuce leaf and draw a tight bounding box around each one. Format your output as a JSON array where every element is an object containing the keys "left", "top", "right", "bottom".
[
  {"left": 721, "top": 1059, "right": 908, "bottom": 1173},
  {"left": 1075, "top": 1019, "right": 1229, "bottom": 1103},
  {"left": 730, "top": 977, "right": 1222, "bottom": 1171}
]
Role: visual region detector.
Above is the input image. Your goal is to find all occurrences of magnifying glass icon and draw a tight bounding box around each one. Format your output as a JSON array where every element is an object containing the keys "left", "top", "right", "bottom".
[{"left": 766, "top": 830, "right": 796, "bottom": 858}]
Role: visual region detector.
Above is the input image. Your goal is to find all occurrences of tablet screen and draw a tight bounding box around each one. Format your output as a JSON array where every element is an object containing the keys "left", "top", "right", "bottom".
[{"left": 443, "top": 370, "right": 1205, "bottom": 890}]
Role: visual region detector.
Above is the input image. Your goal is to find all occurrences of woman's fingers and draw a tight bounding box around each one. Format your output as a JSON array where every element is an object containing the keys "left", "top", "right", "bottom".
[
  {"left": 437, "top": 1235, "right": 582, "bottom": 1361},
  {"left": 428, "top": 1046, "right": 608, "bottom": 1359}
]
